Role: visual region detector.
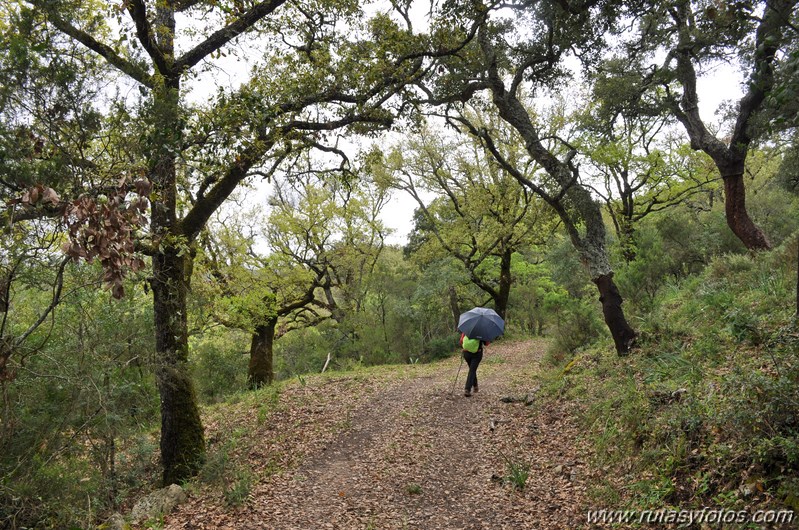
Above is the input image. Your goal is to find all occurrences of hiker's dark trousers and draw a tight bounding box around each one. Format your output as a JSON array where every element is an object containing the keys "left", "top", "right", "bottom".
[{"left": 463, "top": 350, "right": 483, "bottom": 392}]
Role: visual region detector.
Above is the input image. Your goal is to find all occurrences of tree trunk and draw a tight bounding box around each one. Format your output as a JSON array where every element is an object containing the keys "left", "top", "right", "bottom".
[
  {"left": 495, "top": 246, "right": 512, "bottom": 321},
  {"left": 593, "top": 273, "right": 637, "bottom": 355},
  {"left": 723, "top": 173, "right": 771, "bottom": 251},
  {"left": 249, "top": 317, "right": 276, "bottom": 388},
  {"left": 153, "top": 248, "right": 205, "bottom": 485},
  {"left": 619, "top": 218, "right": 636, "bottom": 263},
  {"left": 476, "top": 31, "right": 636, "bottom": 356},
  {"left": 150, "top": 72, "right": 205, "bottom": 484},
  {"left": 448, "top": 286, "right": 460, "bottom": 330}
]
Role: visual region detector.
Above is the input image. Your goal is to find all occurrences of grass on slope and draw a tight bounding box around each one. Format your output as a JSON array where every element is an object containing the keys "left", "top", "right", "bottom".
[{"left": 536, "top": 237, "right": 799, "bottom": 521}]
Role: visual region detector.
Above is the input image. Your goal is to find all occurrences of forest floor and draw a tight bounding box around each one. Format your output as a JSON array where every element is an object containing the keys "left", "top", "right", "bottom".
[{"left": 163, "top": 340, "right": 600, "bottom": 529}]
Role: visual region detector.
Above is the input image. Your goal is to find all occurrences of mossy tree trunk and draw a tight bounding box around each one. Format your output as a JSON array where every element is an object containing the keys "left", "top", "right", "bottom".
[
  {"left": 248, "top": 317, "right": 277, "bottom": 389},
  {"left": 149, "top": 69, "right": 206, "bottom": 484}
]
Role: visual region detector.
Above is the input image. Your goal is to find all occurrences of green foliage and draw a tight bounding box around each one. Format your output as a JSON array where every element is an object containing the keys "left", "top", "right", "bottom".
[
  {"left": 190, "top": 330, "right": 250, "bottom": 403},
  {"left": 545, "top": 297, "right": 606, "bottom": 360},
  {"left": 223, "top": 468, "right": 254, "bottom": 507},
  {"left": 199, "top": 427, "right": 256, "bottom": 507},
  {"left": 613, "top": 223, "right": 677, "bottom": 314},
  {"left": 275, "top": 326, "right": 331, "bottom": 379},
  {"left": 406, "top": 482, "right": 423, "bottom": 495},
  {"left": 0, "top": 264, "right": 159, "bottom": 529},
  {"left": 541, "top": 240, "right": 799, "bottom": 512},
  {"left": 498, "top": 451, "right": 531, "bottom": 491},
  {"left": 507, "top": 254, "right": 567, "bottom": 336}
]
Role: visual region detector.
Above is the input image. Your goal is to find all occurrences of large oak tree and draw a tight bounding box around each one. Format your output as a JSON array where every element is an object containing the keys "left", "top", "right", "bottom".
[
  {"left": 421, "top": 1, "right": 639, "bottom": 354},
  {"left": 613, "top": 0, "right": 799, "bottom": 250},
  {"left": 6, "top": 0, "right": 426, "bottom": 484}
]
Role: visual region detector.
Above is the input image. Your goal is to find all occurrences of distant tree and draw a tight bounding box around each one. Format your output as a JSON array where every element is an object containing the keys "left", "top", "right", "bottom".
[
  {"left": 419, "top": 1, "right": 640, "bottom": 354},
  {"left": 380, "top": 122, "right": 549, "bottom": 321},
  {"left": 265, "top": 167, "right": 390, "bottom": 353},
  {"left": 195, "top": 211, "right": 326, "bottom": 388},
  {"left": 575, "top": 82, "right": 719, "bottom": 261}
]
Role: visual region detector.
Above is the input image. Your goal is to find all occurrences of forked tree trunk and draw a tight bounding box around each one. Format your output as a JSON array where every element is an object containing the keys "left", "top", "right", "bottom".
[
  {"left": 593, "top": 273, "right": 637, "bottom": 355},
  {"left": 249, "top": 317, "right": 277, "bottom": 388},
  {"left": 722, "top": 173, "right": 771, "bottom": 251}
]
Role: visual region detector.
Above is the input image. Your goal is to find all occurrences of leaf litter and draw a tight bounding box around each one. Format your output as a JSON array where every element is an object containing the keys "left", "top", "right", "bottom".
[{"left": 164, "top": 340, "right": 597, "bottom": 529}]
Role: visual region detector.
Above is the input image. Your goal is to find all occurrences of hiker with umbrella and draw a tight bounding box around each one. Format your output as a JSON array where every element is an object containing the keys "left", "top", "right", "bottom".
[{"left": 457, "top": 307, "right": 504, "bottom": 398}]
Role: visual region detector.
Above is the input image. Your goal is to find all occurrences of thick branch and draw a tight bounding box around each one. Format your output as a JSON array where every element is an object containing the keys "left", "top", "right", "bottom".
[
  {"left": 729, "top": 0, "right": 798, "bottom": 152},
  {"left": 179, "top": 138, "right": 278, "bottom": 242},
  {"left": 45, "top": 12, "right": 154, "bottom": 87},
  {"left": 174, "top": 0, "right": 288, "bottom": 73},
  {"left": 127, "top": 0, "right": 170, "bottom": 75}
]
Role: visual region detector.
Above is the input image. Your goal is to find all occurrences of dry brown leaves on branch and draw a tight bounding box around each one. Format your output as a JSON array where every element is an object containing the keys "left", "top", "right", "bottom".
[{"left": 11, "top": 179, "right": 151, "bottom": 299}]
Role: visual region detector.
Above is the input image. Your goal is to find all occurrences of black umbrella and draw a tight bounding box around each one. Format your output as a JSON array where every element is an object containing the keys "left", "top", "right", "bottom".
[{"left": 457, "top": 307, "right": 505, "bottom": 341}]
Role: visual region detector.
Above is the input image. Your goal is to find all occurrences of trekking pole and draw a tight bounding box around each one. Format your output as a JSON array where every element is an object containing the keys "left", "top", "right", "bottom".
[{"left": 451, "top": 355, "right": 464, "bottom": 395}]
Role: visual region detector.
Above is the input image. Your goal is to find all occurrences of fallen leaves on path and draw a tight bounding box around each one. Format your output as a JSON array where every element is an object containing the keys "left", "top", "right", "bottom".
[{"left": 164, "top": 340, "right": 597, "bottom": 529}]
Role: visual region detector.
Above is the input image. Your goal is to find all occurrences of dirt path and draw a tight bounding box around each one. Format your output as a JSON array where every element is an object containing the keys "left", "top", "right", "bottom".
[{"left": 165, "top": 340, "right": 594, "bottom": 529}]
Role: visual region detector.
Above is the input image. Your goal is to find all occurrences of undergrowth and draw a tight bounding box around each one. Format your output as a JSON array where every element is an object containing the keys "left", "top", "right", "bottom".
[{"left": 538, "top": 239, "right": 799, "bottom": 518}]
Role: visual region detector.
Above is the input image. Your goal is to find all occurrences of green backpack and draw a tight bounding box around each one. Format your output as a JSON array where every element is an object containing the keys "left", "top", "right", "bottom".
[{"left": 462, "top": 335, "right": 480, "bottom": 353}]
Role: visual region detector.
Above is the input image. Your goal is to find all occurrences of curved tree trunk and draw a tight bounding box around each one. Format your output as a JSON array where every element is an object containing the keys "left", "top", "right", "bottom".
[
  {"left": 249, "top": 317, "right": 277, "bottom": 388},
  {"left": 593, "top": 273, "right": 637, "bottom": 355},
  {"left": 723, "top": 173, "right": 771, "bottom": 251}
]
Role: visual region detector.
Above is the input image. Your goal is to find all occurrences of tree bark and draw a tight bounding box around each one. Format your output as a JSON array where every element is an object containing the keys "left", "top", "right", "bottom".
[
  {"left": 248, "top": 318, "right": 277, "bottom": 388},
  {"left": 593, "top": 273, "right": 637, "bottom": 355},
  {"left": 150, "top": 71, "right": 205, "bottom": 485},
  {"left": 448, "top": 286, "right": 460, "bottom": 330},
  {"left": 619, "top": 218, "right": 636, "bottom": 263},
  {"left": 495, "top": 246, "right": 512, "bottom": 321},
  {"left": 722, "top": 172, "right": 771, "bottom": 251},
  {"left": 152, "top": 247, "right": 205, "bottom": 485}
]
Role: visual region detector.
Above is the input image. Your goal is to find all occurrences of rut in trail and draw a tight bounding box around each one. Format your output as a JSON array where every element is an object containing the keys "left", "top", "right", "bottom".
[{"left": 165, "top": 340, "right": 594, "bottom": 530}]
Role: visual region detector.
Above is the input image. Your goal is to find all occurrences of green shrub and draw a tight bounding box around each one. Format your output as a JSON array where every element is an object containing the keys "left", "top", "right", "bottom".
[
  {"left": 540, "top": 242, "right": 799, "bottom": 513},
  {"left": 223, "top": 468, "right": 254, "bottom": 506},
  {"left": 546, "top": 297, "right": 605, "bottom": 359},
  {"left": 190, "top": 331, "right": 249, "bottom": 403},
  {"left": 422, "top": 336, "right": 456, "bottom": 362}
]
